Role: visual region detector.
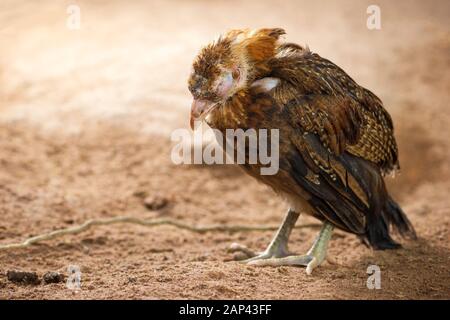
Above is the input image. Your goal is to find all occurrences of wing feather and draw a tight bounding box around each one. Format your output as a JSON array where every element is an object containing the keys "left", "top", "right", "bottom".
[
  {"left": 286, "top": 133, "right": 369, "bottom": 234},
  {"left": 269, "top": 49, "right": 399, "bottom": 174}
]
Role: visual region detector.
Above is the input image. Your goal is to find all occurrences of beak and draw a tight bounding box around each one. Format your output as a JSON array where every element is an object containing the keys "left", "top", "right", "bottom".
[{"left": 190, "top": 99, "right": 219, "bottom": 130}]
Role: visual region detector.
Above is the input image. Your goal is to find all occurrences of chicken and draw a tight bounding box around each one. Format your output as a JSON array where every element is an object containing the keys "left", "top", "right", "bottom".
[{"left": 188, "top": 28, "right": 416, "bottom": 274}]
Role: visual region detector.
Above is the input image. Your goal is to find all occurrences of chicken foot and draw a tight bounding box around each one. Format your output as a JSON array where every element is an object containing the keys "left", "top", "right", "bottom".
[{"left": 230, "top": 213, "right": 334, "bottom": 274}]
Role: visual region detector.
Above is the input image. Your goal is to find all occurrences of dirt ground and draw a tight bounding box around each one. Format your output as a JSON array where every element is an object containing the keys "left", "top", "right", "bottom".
[{"left": 0, "top": 0, "right": 449, "bottom": 299}]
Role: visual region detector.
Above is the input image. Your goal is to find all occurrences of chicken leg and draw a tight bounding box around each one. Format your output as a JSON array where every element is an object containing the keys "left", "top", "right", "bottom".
[
  {"left": 230, "top": 209, "right": 299, "bottom": 260},
  {"left": 230, "top": 211, "right": 334, "bottom": 274}
]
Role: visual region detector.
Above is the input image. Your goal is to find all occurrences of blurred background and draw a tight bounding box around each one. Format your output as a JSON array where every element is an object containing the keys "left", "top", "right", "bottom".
[{"left": 0, "top": 0, "right": 448, "bottom": 299}]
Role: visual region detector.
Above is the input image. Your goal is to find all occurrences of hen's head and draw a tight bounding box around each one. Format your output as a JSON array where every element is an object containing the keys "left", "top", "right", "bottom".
[{"left": 188, "top": 28, "right": 285, "bottom": 129}]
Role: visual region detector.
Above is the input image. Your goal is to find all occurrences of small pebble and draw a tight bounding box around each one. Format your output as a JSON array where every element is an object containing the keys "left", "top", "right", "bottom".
[
  {"left": 7, "top": 270, "right": 40, "bottom": 285},
  {"left": 43, "top": 271, "right": 65, "bottom": 284},
  {"left": 143, "top": 194, "right": 168, "bottom": 210}
]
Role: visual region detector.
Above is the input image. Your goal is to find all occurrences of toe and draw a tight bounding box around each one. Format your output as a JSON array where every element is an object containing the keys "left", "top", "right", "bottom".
[
  {"left": 246, "top": 255, "right": 314, "bottom": 267},
  {"left": 306, "top": 257, "right": 318, "bottom": 275},
  {"left": 283, "top": 255, "right": 313, "bottom": 266},
  {"left": 305, "top": 254, "right": 327, "bottom": 275},
  {"left": 241, "top": 251, "right": 272, "bottom": 263},
  {"left": 247, "top": 257, "right": 278, "bottom": 266}
]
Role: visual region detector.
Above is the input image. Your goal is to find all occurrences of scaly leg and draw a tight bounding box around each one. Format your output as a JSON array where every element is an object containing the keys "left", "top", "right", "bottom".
[
  {"left": 229, "top": 209, "right": 300, "bottom": 260},
  {"left": 231, "top": 220, "right": 334, "bottom": 275}
]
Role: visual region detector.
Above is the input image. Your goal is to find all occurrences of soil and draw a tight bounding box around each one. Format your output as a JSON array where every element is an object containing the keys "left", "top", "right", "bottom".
[{"left": 0, "top": 0, "right": 449, "bottom": 299}]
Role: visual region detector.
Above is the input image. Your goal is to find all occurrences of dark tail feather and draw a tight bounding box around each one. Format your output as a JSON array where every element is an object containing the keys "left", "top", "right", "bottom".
[
  {"left": 384, "top": 196, "right": 417, "bottom": 239},
  {"left": 365, "top": 196, "right": 416, "bottom": 250}
]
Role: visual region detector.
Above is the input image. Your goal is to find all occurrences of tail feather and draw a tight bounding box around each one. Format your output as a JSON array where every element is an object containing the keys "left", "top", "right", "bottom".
[
  {"left": 384, "top": 196, "right": 417, "bottom": 239},
  {"left": 365, "top": 196, "right": 416, "bottom": 250}
]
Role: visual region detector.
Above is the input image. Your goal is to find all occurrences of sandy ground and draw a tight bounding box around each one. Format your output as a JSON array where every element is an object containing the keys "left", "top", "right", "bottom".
[{"left": 0, "top": 0, "right": 449, "bottom": 299}]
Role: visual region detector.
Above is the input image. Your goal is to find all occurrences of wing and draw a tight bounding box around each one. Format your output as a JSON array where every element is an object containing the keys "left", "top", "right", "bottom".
[
  {"left": 269, "top": 45, "right": 399, "bottom": 174},
  {"left": 283, "top": 131, "right": 384, "bottom": 234}
]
